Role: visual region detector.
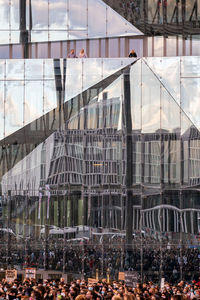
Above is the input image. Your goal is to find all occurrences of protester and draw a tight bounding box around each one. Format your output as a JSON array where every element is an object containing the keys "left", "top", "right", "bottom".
[{"left": 0, "top": 277, "right": 199, "bottom": 299}]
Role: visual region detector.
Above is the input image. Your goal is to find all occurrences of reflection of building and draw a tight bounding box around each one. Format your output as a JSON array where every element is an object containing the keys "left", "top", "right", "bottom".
[{"left": 1, "top": 0, "right": 200, "bottom": 282}]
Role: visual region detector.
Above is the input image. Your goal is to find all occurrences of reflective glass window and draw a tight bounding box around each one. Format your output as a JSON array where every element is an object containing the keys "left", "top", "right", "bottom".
[
  {"left": 49, "top": 0, "right": 68, "bottom": 30},
  {"left": 44, "top": 80, "right": 57, "bottom": 114},
  {"left": 24, "top": 81, "right": 44, "bottom": 125},
  {"left": 5, "top": 81, "right": 24, "bottom": 137},
  {"left": 88, "top": 0, "right": 106, "bottom": 38},
  {"left": 0, "top": 81, "right": 4, "bottom": 140},
  {"left": 6, "top": 60, "right": 24, "bottom": 81},
  {"left": 0, "top": 2, "right": 9, "bottom": 30},
  {"left": 10, "top": 0, "right": 20, "bottom": 29},
  {"left": 141, "top": 60, "right": 161, "bottom": 133},
  {"left": 31, "top": 0, "right": 48, "bottom": 30},
  {"left": 68, "top": 0, "right": 87, "bottom": 31}
]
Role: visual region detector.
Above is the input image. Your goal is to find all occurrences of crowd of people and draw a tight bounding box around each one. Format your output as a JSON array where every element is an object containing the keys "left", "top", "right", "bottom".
[
  {"left": 1, "top": 277, "right": 200, "bottom": 299},
  {"left": 1, "top": 232, "right": 200, "bottom": 284}
]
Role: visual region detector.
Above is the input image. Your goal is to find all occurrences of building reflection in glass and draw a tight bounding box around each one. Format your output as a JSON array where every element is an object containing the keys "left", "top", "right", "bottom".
[{"left": 1, "top": 57, "right": 200, "bottom": 282}]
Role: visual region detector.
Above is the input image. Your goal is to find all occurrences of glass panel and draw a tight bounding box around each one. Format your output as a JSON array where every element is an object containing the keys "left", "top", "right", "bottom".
[
  {"left": 145, "top": 57, "right": 181, "bottom": 104},
  {"left": 65, "top": 59, "right": 82, "bottom": 101},
  {"left": 10, "top": 0, "right": 20, "bottom": 29},
  {"left": 25, "top": 59, "right": 43, "bottom": 80},
  {"left": 161, "top": 86, "right": 181, "bottom": 133},
  {"left": 51, "top": 42, "right": 61, "bottom": 58},
  {"left": 0, "top": 61, "right": 5, "bottom": 80},
  {"left": 6, "top": 60, "right": 24, "bottom": 81},
  {"left": 68, "top": 0, "right": 87, "bottom": 30},
  {"left": 107, "top": 6, "right": 141, "bottom": 37},
  {"left": 88, "top": 0, "right": 106, "bottom": 38},
  {"left": 5, "top": 81, "right": 24, "bottom": 137},
  {"left": 44, "top": 80, "right": 57, "bottom": 114},
  {"left": 182, "top": 56, "right": 200, "bottom": 77},
  {"left": 24, "top": 81, "right": 44, "bottom": 125},
  {"left": 49, "top": 31, "right": 68, "bottom": 42},
  {"left": 0, "top": 81, "right": 4, "bottom": 140},
  {"left": 0, "top": 32, "right": 9, "bottom": 45},
  {"left": 31, "top": 0, "right": 48, "bottom": 30},
  {"left": 181, "top": 78, "right": 200, "bottom": 129},
  {"left": 130, "top": 60, "right": 141, "bottom": 130},
  {"left": 68, "top": 31, "right": 87, "bottom": 41},
  {"left": 49, "top": 0, "right": 68, "bottom": 29},
  {"left": 102, "top": 58, "right": 130, "bottom": 78},
  {"left": 31, "top": 31, "right": 49, "bottom": 43},
  {"left": 141, "top": 60, "right": 161, "bottom": 133},
  {"left": 44, "top": 60, "right": 55, "bottom": 80},
  {"left": 82, "top": 59, "right": 102, "bottom": 91},
  {"left": 0, "top": 2, "right": 9, "bottom": 29}
]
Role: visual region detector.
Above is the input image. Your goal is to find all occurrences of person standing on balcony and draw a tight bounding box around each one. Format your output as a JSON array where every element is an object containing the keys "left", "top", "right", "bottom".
[
  {"left": 67, "top": 49, "right": 77, "bottom": 58},
  {"left": 129, "top": 49, "right": 137, "bottom": 57},
  {"left": 78, "top": 48, "right": 87, "bottom": 58}
]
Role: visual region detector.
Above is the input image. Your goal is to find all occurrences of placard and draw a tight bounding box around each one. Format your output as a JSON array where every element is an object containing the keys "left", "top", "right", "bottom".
[
  {"left": 125, "top": 271, "right": 139, "bottom": 288},
  {"left": 6, "top": 269, "right": 17, "bottom": 282},
  {"left": 25, "top": 268, "right": 36, "bottom": 279},
  {"left": 118, "top": 272, "right": 125, "bottom": 281},
  {"left": 161, "top": 278, "right": 165, "bottom": 289},
  {"left": 88, "top": 278, "right": 98, "bottom": 284}
]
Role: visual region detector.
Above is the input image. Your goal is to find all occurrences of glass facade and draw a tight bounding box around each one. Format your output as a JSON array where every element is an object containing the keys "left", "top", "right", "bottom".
[
  {"left": 0, "top": 0, "right": 142, "bottom": 45},
  {"left": 1, "top": 0, "right": 200, "bottom": 285},
  {"left": 1, "top": 56, "right": 200, "bottom": 282},
  {"left": 103, "top": 0, "right": 200, "bottom": 36}
]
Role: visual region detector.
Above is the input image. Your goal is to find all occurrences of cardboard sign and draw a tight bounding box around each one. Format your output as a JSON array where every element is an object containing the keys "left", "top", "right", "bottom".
[
  {"left": 125, "top": 271, "right": 139, "bottom": 288},
  {"left": 6, "top": 269, "right": 17, "bottom": 282},
  {"left": 25, "top": 268, "right": 36, "bottom": 279},
  {"left": 88, "top": 278, "right": 98, "bottom": 284},
  {"left": 161, "top": 278, "right": 165, "bottom": 289},
  {"left": 118, "top": 272, "right": 125, "bottom": 281}
]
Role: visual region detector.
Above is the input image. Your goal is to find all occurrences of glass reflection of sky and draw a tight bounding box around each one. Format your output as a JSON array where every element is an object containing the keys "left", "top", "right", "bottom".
[
  {"left": 0, "top": 0, "right": 142, "bottom": 45},
  {"left": 1, "top": 57, "right": 200, "bottom": 141}
]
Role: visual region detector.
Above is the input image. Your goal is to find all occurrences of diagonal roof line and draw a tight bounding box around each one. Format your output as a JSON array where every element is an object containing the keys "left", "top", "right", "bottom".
[{"left": 142, "top": 57, "right": 200, "bottom": 136}]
